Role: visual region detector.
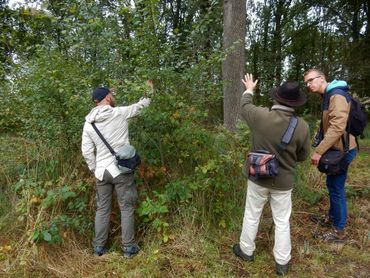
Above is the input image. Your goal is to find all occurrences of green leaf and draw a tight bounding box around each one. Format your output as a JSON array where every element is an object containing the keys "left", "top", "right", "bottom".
[
  {"left": 32, "top": 230, "right": 40, "bottom": 242},
  {"left": 42, "top": 231, "right": 52, "bottom": 242}
]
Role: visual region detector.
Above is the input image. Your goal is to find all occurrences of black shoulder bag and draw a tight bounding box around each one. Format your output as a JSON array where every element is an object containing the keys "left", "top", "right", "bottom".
[
  {"left": 91, "top": 123, "right": 141, "bottom": 172},
  {"left": 317, "top": 121, "right": 349, "bottom": 176},
  {"left": 247, "top": 115, "right": 298, "bottom": 178}
]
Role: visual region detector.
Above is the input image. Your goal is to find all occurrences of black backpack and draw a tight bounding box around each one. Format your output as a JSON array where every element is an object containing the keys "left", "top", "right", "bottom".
[
  {"left": 348, "top": 96, "right": 368, "bottom": 137},
  {"left": 322, "top": 88, "right": 368, "bottom": 149}
]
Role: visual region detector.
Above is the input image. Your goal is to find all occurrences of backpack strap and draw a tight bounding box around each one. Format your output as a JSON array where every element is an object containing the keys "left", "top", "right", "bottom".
[
  {"left": 322, "top": 87, "right": 350, "bottom": 111},
  {"left": 91, "top": 122, "right": 117, "bottom": 156}
]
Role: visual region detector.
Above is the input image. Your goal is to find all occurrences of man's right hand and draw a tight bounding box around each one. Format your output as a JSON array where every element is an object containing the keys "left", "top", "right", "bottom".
[
  {"left": 138, "top": 97, "right": 151, "bottom": 108},
  {"left": 242, "top": 73, "right": 258, "bottom": 93},
  {"left": 311, "top": 152, "right": 322, "bottom": 166}
]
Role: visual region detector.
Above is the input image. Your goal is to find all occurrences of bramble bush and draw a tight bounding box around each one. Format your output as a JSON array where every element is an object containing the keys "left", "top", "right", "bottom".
[
  {"left": 131, "top": 87, "right": 251, "bottom": 241},
  {"left": 13, "top": 177, "right": 92, "bottom": 244},
  {"left": 1, "top": 48, "right": 97, "bottom": 247}
]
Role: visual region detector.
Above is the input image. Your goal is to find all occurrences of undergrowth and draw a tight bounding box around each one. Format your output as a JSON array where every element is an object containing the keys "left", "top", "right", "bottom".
[{"left": 1, "top": 125, "right": 369, "bottom": 277}]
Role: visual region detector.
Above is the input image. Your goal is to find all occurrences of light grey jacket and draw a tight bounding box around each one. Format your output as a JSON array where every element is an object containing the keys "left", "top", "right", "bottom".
[{"left": 81, "top": 99, "right": 149, "bottom": 181}]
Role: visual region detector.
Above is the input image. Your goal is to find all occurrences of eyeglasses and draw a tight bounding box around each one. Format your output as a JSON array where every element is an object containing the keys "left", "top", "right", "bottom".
[{"left": 305, "top": 76, "right": 321, "bottom": 87}]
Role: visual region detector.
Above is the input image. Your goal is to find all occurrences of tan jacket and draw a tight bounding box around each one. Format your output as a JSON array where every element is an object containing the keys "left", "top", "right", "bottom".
[{"left": 315, "top": 94, "right": 357, "bottom": 155}]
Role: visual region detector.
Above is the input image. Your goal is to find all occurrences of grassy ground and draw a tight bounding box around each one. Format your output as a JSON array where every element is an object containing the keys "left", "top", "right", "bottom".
[{"left": 0, "top": 137, "right": 369, "bottom": 277}]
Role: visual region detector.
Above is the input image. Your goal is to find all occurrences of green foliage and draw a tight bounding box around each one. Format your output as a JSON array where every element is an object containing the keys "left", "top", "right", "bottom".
[
  {"left": 11, "top": 49, "right": 91, "bottom": 151},
  {"left": 135, "top": 103, "right": 249, "bottom": 233},
  {"left": 0, "top": 82, "right": 23, "bottom": 132},
  {"left": 137, "top": 192, "right": 169, "bottom": 242},
  {"left": 346, "top": 186, "right": 370, "bottom": 198},
  {"left": 13, "top": 174, "right": 92, "bottom": 244},
  {"left": 0, "top": 187, "right": 11, "bottom": 222},
  {"left": 31, "top": 222, "right": 61, "bottom": 244},
  {"left": 0, "top": 0, "right": 229, "bottom": 247}
]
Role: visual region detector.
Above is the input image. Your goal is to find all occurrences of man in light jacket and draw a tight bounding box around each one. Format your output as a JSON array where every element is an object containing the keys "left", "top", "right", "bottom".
[
  {"left": 81, "top": 84, "right": 151, "bottom": 258},
  {"left": 304, "top": 69, "right": 357, "bottom": 242},
  {"left": 233, "top": 74, "right": 310, "bottom": 276}
]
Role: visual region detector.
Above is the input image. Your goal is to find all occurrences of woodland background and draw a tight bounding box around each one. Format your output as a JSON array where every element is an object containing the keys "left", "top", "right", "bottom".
[{"left": 0, "top": 0, "right": 369, "bottom": 277}]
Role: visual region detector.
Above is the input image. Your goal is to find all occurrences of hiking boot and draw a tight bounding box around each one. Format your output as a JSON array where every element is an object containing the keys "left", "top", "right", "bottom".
[
  {"left": 93, "top": 246, "right": 106, "bottom": 257},
  {"left": 123, "top": 244, "right": 141, "bottom": 258},
  {"left": 321, "top": 229, "right": 346, "bottom": 243},
  {"left": 310, "top": 214, "right": 333, "bottom": 227},
  {"left": 232, "top": 243, "right": 254, "bottom": 262},
  {"left": 276, "top": 262, "right": 289, "bottom": 276}
]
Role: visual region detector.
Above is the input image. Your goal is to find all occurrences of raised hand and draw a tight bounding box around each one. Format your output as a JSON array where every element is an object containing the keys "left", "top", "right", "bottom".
[{"left": 241, "top": 73, "right": 258, "bottom": 92}]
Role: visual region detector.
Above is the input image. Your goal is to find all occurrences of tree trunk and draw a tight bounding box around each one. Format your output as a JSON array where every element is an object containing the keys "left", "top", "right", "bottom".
[
  {"left": 222, "top": 0, "right": 246, "bottom": 131},
  {"left": 273, "top": 1, "right": 283, "bottom": 86}
]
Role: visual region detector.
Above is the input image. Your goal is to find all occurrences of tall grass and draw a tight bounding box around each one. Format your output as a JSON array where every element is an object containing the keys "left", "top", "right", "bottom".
[{"left": 1, "top": 122, "right": 369, "bottom": 277}]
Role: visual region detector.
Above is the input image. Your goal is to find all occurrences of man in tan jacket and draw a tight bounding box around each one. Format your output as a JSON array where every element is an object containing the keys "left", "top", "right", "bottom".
[{"left": 304, "top": 69, "right": 357, "bottom": 242}]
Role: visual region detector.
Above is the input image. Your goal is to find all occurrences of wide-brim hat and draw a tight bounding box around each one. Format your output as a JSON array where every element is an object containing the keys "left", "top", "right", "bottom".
[{"left": 269, "top": 81, "right": 306, "bottom": 107}]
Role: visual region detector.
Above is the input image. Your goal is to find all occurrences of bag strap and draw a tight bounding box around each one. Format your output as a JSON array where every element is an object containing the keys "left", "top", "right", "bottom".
[
  {"left": 278, "top": 115, "right": 298, "bottom": 153},
  {"left": 251, "top": 115, "right": 298, "bottom": 154},
  {"left": 91, "top": 122, "right": 117, "bottom": 156}
]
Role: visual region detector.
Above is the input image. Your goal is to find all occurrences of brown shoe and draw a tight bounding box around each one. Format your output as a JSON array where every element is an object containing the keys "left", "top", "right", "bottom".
[{"left": 321, "top": 229, "right": 346, "bottom": 243}]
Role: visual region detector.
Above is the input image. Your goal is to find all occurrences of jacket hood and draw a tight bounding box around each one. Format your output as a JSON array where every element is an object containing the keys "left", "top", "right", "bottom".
[
  {"left": 325, "top": 80, "right": 348, "bottom": 93},
  {"left": 85, "top": 105, "right": 114, "bottom": 123}
]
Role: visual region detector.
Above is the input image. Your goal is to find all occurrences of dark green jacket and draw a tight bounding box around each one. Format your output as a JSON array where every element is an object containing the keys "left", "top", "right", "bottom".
[{"left": 240, "top": 93, "right": 310, "bottom": 191}]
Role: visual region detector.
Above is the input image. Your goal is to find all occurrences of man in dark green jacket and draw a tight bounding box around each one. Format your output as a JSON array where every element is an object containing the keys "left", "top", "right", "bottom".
[{"left": 233, "top": 74, "right": 310, "bottom": 276}]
